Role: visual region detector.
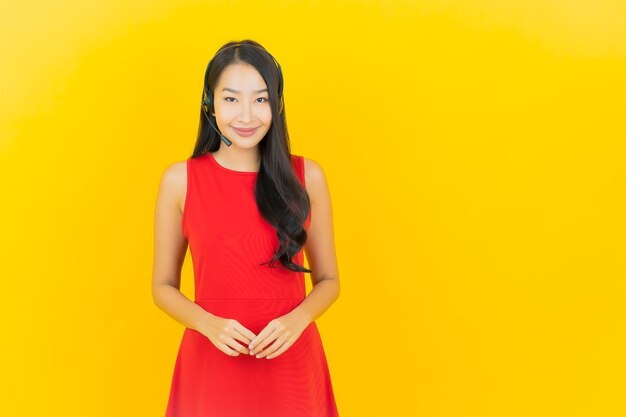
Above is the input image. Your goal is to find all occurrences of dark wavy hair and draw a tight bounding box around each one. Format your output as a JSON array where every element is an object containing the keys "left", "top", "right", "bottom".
[{"left": 191, "top": 40, "right": 311, "bottom": 273}]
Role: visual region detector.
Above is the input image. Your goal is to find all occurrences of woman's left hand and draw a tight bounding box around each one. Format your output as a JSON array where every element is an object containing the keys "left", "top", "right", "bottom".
[{"left": 248, "top": 309, "right": 311, "bottom": 359}]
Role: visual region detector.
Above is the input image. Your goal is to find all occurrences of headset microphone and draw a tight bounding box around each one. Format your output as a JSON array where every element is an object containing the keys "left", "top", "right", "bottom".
[{"left": 201, "top": 97, "right": 232, "bottom": 146}]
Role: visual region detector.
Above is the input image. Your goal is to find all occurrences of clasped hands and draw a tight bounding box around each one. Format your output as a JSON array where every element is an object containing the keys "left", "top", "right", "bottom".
[{"left": 201, "top": 308, "right": 311, "bottom": 360}]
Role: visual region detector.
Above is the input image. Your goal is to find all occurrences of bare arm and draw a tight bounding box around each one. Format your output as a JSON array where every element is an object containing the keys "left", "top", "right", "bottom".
[
  {"left": 151, "top": 161, "right": 256, "bottom": 356},
  {"left": 292, "top": 158, "right": 341, "bottom": 324},
  {"left": 151, "top": 161, "right": 213, "bottom": 331}
]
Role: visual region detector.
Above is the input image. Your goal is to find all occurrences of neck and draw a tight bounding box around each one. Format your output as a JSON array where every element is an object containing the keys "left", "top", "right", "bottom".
[{"left": 213, "top": 146, "right": 261, "bottom": 172}]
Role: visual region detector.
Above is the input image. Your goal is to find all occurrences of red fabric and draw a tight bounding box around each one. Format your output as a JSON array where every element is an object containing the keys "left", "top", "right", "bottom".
[{"left": 165, "top": 152, "right": 339, "bottom": 417}]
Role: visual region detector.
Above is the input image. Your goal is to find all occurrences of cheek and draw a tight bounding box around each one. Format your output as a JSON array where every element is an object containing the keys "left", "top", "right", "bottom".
[
  {"left": 215, "top": 105, "right": 239, "bottom": 120},
  {"left": 259, "top": 106, "right": 273, "bottom": 124}
]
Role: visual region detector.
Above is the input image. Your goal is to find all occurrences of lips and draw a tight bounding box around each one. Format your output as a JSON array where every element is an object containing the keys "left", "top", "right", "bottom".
[{"left": 232, "top": 127, "right": 259, "bottom": 137}]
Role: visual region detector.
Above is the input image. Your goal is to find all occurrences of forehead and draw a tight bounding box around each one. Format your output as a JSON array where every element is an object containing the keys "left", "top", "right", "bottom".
[{"left": 215, "top": 63, "right": 267, "bottom": 92}]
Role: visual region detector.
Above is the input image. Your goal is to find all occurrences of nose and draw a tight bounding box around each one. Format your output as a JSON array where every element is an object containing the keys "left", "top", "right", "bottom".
[{"left": 238, "top": 100, "right": 254, "bottom": 123}]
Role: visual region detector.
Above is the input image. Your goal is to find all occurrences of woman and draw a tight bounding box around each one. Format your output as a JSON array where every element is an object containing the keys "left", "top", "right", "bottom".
[{"left": 152, "top": 40, "right": 341, "bottom": 417}]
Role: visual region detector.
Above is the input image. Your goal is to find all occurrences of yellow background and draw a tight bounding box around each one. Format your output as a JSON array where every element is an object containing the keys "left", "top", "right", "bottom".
[{"left": 1, "top": 0, "right": 625, "bottom": 416}]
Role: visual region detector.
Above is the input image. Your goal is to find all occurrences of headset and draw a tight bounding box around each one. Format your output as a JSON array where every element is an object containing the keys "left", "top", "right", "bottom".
[{"left": 200, "top": 43, "right": 285, "bottom": 146}]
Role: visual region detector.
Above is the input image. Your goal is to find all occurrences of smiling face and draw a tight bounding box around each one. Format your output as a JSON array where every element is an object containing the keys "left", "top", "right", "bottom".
[{"left": 212, "top": 62, "right": 273, "bottom": 150}]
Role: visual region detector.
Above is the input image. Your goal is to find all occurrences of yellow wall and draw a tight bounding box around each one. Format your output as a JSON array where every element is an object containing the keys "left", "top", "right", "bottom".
[{"left": 1, "top": 0, "right": 625, "bottom": 415}]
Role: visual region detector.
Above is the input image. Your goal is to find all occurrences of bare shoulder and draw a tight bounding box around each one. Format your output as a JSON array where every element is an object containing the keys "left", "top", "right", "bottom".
[
  {"left": 159, "top": 160, "right": 188, "bottom": 213},
  {"left": 303, "top": 157, "right": 327, "bottom": 188},
  {"left": 302, "top": 157, "right": 330, "bottom": 204}
]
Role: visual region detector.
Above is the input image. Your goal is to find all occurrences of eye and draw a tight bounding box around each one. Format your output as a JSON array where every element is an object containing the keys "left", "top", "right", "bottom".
[
  {"left": 224, "top": 97, "right": 236, "bottom": 102},
  {"left": 256, "top": 97, "right": 269, "bottom": 103}
]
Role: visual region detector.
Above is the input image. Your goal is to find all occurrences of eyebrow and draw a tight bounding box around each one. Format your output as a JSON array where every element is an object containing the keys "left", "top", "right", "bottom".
[{"left": 221, "top": 87, "right": 268, "bottom": 94}]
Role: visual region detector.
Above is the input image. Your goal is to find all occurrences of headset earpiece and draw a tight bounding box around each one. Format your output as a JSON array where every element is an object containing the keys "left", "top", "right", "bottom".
[{"left": 201, "top": 90, "right": 213, "bottom": 115}]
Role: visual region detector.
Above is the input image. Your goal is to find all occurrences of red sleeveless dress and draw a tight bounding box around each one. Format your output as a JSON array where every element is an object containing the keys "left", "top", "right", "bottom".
[{"left": 165, "top": 152, "right": 339, "bottom": 417}]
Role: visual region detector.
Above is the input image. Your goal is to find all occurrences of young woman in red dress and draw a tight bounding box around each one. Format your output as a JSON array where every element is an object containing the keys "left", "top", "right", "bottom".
[{"left": 152, "top": 39, "right": 341, "bottom": 417}]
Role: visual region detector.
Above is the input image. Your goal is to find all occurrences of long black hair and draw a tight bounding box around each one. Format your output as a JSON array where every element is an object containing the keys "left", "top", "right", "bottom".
[{"left": 191, "top": 39, "right": 311, "bottom": 274}]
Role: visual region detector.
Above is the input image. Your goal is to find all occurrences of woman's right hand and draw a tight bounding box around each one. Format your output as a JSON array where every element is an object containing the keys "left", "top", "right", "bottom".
[{"left": 197, "top": 313, "right": 257, "bottom": 357}]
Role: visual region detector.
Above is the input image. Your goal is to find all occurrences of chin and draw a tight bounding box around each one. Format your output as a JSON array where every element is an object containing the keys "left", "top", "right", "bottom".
[
  {"left": 229, "top": 137, "right": 264, "bottom": 149},
  {"left": 232, "top": 131, "right": 269, "bottom": 146}
]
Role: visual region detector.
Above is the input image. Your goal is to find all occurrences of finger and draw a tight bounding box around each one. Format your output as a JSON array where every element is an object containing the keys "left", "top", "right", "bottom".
[
  {"left": 228, "top": 327, "right": 256, "bottom": 348},
  {"left": 251, "top": 327, "right": 281, "bottom": 355},
  {"left": 220, "top": 334, "right": 249, "bottom": 355},
  {"left": 217, "top": 341, "right": 241, "bottom": 357},
  {"left": 265, "top": 337, "right": 294, "bottom": 359},
  {"left": 242, "top": 328, "right": 258, "bottom": 342},
  {"left": 249, "top": 325, "right": 279, "bottom": 352},
  {"left": 225, "top": 321, "right": 256, "bottom": 354},
  {"left": 256, "top": 333, "right": 290, "bottom": 358},
  {"left": 232, "top": 322, "right": 257, "bottom": 342}
]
